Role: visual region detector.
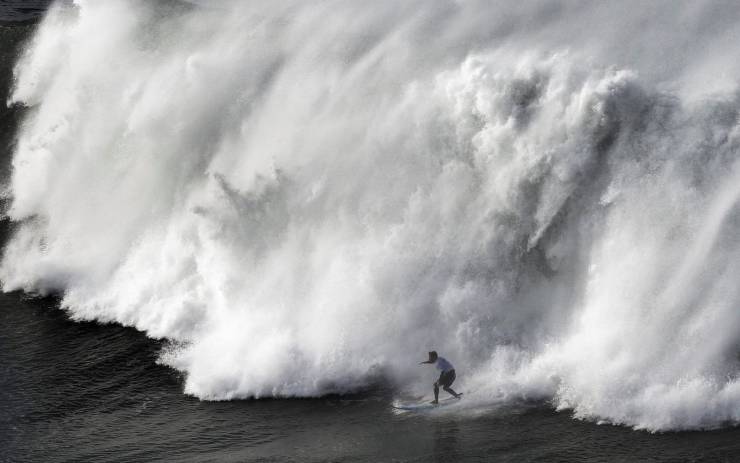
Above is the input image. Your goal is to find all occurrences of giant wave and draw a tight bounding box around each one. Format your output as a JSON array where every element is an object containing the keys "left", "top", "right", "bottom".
[{"left": 3, "top": 0, "right": 740, "bottom": 431}]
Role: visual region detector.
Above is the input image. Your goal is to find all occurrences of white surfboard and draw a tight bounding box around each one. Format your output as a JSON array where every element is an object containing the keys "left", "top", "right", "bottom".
[{"left": 392, "top": 395, "right": 462, "bottom": 411}]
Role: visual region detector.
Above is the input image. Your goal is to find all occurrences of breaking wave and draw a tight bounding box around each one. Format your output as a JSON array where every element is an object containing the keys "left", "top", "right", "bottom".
[{"left": 4, "top": 0, "right": 740, "bottom": 431}]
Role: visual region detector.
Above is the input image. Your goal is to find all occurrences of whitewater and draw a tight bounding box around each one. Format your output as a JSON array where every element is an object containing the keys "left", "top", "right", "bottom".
[{"left": 3, "top": 0, "right": 740, "bottom": 431}]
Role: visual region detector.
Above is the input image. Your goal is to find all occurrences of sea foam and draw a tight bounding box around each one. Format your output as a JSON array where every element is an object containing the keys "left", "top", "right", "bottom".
[{"left": 3, "top": 0, "right": 740, "bottom": 430}]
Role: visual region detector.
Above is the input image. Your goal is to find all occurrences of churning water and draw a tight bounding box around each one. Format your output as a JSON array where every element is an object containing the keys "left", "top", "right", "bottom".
[{"left": 3, "top": 1, "right": 740, "bottom": 447}]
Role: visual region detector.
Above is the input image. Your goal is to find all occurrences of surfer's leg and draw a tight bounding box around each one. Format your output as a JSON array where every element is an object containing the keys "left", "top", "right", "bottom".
[
  {"left": 441, "top": 370, "right": 461, "bottom": 398},
  {"left": 443, "top": 385, "right": 460, "bottom": 398},
  {"left": 433, "top": 381, "right": 439, "bottom": 403}
]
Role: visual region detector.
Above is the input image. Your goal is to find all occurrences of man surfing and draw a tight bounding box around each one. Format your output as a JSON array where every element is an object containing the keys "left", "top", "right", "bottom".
[{"left": 420, "top": 351, "right": 462, "bottom": 404}]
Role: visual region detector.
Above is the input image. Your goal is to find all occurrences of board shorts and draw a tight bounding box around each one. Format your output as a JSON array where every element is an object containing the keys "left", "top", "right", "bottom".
[{"left": 437, "top": 369, "right": 456, "bottom": 387}]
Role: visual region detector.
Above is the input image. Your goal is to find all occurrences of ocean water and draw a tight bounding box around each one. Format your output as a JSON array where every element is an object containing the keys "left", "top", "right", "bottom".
[
  {"left": 2, "top": 1, "right": 740, "bottom": 461},
  {"left": 3, "top": 293, "right": 740, "bottom": 462},
  {"left": 0, "top": 1, "right": 52, "bottom": 23}
]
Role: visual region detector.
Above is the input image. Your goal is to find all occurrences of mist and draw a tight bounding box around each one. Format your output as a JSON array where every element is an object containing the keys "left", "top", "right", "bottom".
[{"left": 3, "top": 0, "right": 740, "bottom": 430}]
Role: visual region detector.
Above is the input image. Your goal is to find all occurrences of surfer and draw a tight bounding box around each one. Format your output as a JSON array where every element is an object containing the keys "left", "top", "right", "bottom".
[{"left": 420, "top": 351, "right": 462, "bottom": 404}]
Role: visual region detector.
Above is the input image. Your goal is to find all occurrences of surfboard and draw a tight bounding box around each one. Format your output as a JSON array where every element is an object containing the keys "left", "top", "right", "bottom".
[{"left": 392, "top": 395, "right": 463, "bottom": 411}]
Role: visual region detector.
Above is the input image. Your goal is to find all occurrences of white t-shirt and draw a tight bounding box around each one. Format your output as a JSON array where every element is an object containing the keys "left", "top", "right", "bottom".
[{"left": 435, "top": 357, "right": 454, "bottom": 372}]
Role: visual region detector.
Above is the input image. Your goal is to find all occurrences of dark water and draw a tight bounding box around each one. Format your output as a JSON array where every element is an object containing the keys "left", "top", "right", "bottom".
[
  {"left": 2, "top": 7, "right": 740, "bottom": 463},
  {"left": 0, "top": 1, "right": 52, "bottom": 23},
  {"left": 3, "top": 292, "right": 740, "bottom": 462}
]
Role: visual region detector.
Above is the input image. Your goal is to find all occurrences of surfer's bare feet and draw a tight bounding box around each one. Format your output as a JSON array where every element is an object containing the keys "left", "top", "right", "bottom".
[{"left": 430, "top": 400, "right": 438, "bottom": 404}]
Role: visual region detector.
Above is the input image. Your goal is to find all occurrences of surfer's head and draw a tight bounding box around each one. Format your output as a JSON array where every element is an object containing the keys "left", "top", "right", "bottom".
[{"left": 427, "top": 351, "right": 438, "bottom": 363}]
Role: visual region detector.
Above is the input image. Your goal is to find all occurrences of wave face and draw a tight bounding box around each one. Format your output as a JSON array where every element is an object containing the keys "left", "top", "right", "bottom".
[{"left": 4, "top": 0, "right": 740, "bottom": 430}]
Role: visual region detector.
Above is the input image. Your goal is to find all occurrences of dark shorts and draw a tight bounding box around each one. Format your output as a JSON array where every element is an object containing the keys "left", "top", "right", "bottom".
[{"left": 437, "top": 369, "right": 456, "bottom": 388}]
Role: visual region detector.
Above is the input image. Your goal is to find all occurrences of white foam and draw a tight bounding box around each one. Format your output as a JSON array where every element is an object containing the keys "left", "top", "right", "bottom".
[{"left": 3, "top": 0, "right": 740, "bottom": 430}]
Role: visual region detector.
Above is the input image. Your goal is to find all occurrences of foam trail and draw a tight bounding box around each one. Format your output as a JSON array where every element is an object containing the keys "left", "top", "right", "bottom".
[{"left": 3, "top": 0, "right": 740, "bottom": 430}]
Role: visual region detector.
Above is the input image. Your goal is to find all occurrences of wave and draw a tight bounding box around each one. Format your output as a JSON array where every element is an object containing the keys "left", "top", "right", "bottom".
[{"left": 3, "top": 0, "right": 740, "bottom": 431}]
